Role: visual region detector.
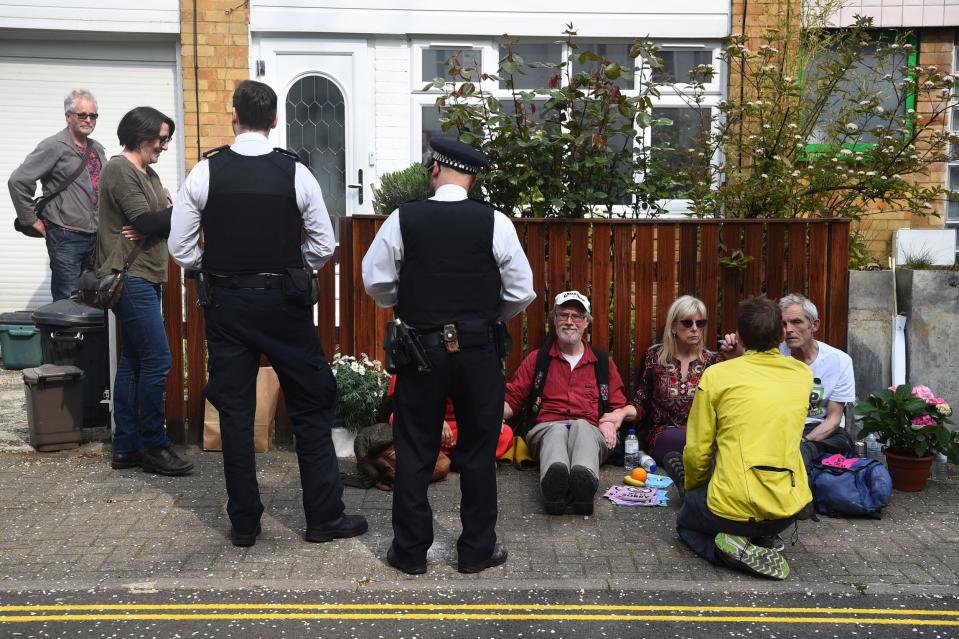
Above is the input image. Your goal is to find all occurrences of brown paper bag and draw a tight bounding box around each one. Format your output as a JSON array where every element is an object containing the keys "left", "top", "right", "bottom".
[{"left": 203, "top": 366, "right": 281, "bottom": 453}]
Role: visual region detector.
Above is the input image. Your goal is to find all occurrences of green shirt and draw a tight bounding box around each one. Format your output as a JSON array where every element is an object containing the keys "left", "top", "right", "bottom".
[{"left": 95, "top": 155, "right": 169, "bottom": 284}]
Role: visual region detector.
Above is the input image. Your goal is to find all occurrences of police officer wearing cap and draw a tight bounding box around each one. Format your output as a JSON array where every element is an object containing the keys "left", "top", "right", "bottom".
[
  {"left": 362, "top": 137, "right": 535, "bottom": 574},
  {"left": 168, "top": 80, "right": 367, "bottom": 548}
]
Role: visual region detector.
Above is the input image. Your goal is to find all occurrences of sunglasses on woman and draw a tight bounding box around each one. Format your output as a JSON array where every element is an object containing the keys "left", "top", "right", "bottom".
[{"left": 679, "top": 319, "right": 708, "bottom": 329}]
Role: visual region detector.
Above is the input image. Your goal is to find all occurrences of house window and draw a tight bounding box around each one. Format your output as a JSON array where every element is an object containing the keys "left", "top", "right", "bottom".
[
  {"left": 411, "top": 38, "right": 723, "bottom": 214},
  {"left": 421, "top": 48, "right": 482, "bottom": 82},
  {"left": 652, "top": 106, "right": 713, "bottom": 198},
  {"left": 805, "top": 35, "right": 916, "bottom": 149},
  {"left": 652, "top": 49, "right": 714, "bottom": 84},
  {"left": 946, "top": 34, "right": 959, "bottom": 260}
]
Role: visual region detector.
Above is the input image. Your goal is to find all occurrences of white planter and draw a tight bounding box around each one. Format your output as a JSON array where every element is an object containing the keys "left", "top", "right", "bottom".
[{"left": 331, "top": 426, "right": 357, "bottom": 459}]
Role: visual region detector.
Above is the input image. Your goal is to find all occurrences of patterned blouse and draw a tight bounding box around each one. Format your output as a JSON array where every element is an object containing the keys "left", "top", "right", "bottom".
[{"left": 631, "top": 345, "right": 721, "bottom": 448}]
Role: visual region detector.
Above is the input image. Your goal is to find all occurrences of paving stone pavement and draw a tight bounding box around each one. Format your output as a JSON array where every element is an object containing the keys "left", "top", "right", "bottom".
[{"left": 1, "top": 366, "right": 958, "bottom": 595}]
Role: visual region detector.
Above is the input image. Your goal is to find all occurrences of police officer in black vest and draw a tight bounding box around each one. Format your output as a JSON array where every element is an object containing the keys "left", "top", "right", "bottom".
[
  {"left": 169, "top": 80, "right": 367, "bottom": 548},
  {"left": 362, "top": 138, "right": 535, "bottom": 574}
]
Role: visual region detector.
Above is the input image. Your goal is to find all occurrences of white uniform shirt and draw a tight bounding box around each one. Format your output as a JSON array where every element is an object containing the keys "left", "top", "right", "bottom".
[
  {"left": 361, "top": 183, "right": 536, "bottom": 321},
  {"left": 168, "top": 132, "right": 336, "bottom": 271}
]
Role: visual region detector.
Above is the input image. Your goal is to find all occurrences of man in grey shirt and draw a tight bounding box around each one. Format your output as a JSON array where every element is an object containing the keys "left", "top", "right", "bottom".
[{"left": 8, "top": 89, "right": 107, "bottom": 300}]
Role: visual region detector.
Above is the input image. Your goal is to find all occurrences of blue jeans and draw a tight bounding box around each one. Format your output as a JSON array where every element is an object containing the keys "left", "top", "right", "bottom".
[
  {"left": 111, "top": 276, "right": 172, "bottom": 454},
  {"left": 45, "top": 224, "right": 95, "bottom": 301}
]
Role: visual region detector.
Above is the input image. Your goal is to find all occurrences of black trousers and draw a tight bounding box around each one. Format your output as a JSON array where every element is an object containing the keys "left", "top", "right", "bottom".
[
  {"left": 391, "top": 341, "right": 504, "bottom": 566},
  {"left": 676, "top": 485, "right": 797, "bottom": 564},
  {"left": 204, "top": 287, "right": 345, "bottom": 534},
  {"left": 800, "top": 424, "right": 853, "bottom": 469}
]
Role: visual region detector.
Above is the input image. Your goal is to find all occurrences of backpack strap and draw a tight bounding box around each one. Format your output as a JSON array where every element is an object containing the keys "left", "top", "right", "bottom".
[
  {"left": 592, "top": 346, "right": 610, "bottom": 421},
  {"left": 522, "top": 344, "right": 553, "bottom": 438}
]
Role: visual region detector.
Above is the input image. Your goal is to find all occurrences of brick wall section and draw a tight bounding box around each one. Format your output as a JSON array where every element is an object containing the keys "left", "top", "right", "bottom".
[
  {"left": 179, "top": 0, "right": 250, "bottom": 172},
  {"left": 731, "top": 0, "right": 952, "bottom": 258}
]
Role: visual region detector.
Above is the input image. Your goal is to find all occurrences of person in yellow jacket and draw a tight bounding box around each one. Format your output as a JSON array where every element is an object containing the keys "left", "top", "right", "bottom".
[{"left": 677, "top": 296, "right": 813, "bottom": 580}]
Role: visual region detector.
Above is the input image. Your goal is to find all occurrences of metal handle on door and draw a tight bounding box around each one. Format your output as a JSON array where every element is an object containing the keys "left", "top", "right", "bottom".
[{"left": 348, "top": 169, "right": 364, "bottom": 205}]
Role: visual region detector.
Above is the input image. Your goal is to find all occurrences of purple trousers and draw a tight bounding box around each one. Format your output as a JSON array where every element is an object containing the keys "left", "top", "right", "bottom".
[{"left": 650, "top": 427, "right": 687, "bottom": 467}]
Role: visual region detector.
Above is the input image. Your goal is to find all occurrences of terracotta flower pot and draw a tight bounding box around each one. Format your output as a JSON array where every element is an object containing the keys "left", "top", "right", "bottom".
[{"left": 884, "top": 450, "right": 934, "bottom": 492}]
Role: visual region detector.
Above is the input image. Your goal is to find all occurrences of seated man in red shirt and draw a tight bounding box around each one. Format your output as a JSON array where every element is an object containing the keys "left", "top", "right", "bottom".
[{"left": 504, "top": 291, "right": 635, "bottom": 515}]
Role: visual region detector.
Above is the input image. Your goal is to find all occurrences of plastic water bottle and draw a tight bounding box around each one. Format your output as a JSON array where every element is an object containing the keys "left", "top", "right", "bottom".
[
  {"left": 865, "top": 433, "right": 880, "bottom": 461},
  {"left": 637, "top": 450, "right": 657, "bottom": 473},
  {"left": 932, "top": 453, "right": 949, "bottom": 481},
  {"left": 624, "top": 429, "right": 640, "bottom": 472}
]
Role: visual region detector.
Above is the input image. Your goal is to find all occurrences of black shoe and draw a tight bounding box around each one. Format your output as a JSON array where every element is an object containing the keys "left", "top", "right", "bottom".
[
  {"left": 230, "top": 523, "right": 261, "bottom": 548},
  {"left": 751, "top": 534, "right": 786, "bottom": 552},
  {"left": 663, "top": 451, "right": 686, "bottom": 504},
  {"left": 568, "top": 465, "right": 598, "bottom": 515},
  {"left": 111, "top": 450, "right": 143, "bottom": 470},
  {"left": 457, "top": 543, "right": 508, "bottom": 574},
  {"left": 141, "top": 447, "right": 194, "bottom": 476},
  {"left": 305, "top": 514, "right": 368, "bottom": 543},
  {"left": 541, "top": 462, "right": 569, "bottom": 515},
  {"left": 386, "top": 545, "right": 427, "bottom": 575}
]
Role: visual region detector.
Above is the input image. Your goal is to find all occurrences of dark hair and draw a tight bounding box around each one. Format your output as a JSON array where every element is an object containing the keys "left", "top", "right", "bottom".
[
  {"left": 737, "top": 296, "right": 783, "bottom": 351},
  {"left": 233, "top": 80, "right": 277, "bottom": 131},
  {"left": 117, "top": 107, "right": 175, "bottom": 151}
]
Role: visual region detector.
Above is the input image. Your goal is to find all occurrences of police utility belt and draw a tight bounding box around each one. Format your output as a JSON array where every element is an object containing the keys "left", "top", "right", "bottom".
[
  {"left": 384, "top": 318, "right": 512, "bottom": 374},
  {"left": 191, "top": 268, "right": 320, "bottom": 308}
]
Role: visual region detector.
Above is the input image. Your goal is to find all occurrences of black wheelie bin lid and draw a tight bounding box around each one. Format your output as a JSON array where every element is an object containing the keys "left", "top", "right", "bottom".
[
  {"left": 32, "top": 300, "right": 106, "bottom": 328},
  {"left": 0, "top": 311, "right": 35, "bottom": 325}
]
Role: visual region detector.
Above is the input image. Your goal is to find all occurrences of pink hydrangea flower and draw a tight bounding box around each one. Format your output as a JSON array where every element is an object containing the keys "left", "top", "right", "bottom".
[
  {"left": 911, "top": 415, "right": 936, "bottom": 428},
  {"left": 911, "top": 385, "right": 935, "bottom": 400}
]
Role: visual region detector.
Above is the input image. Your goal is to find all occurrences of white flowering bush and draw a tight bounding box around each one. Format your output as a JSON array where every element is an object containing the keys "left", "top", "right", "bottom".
[
  {"left": 672, "top": 5, "right": 959, "bottom": 222},
  {"left": 331, "top": 353, "right": 390, "bottom": 433}
]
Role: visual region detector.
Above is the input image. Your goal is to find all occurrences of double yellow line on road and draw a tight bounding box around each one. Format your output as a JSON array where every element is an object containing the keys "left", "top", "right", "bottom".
[{"left": 1, "top": 602, "right": 958, "bottom": 625}]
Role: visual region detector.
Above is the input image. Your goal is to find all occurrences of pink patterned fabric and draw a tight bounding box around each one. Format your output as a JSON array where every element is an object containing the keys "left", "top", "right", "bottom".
[{"left": 820, "top": 453, "right": 858, "bottom": 470}]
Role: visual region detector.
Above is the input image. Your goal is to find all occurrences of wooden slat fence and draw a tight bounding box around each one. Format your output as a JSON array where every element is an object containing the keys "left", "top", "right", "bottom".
[{"left": 160, "top": 216, "right": 850, "bottom": 443}]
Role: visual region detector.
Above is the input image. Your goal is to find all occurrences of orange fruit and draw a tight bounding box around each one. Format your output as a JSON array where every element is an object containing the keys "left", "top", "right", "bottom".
[{"left": 629, "top": 467, "right": 647, "bottom": 482}]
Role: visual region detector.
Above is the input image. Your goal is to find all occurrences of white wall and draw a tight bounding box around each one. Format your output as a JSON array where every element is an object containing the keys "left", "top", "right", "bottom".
[
  {"left": 373, "top": 39, "right": 412, "bottom": 177},
  {"left": 0, "top": 0, "right": 179, "bottom": 33},
  {"left": 251, "top": 0, "right": 730, "bottom": 38}
]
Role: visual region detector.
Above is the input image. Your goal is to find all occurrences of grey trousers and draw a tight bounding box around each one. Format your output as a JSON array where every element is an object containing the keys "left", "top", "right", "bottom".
[{"left": 527, "top": 419, "right": 610, "bottom": 481}]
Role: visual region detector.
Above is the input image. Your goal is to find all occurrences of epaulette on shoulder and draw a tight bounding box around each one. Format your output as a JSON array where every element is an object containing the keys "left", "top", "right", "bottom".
[
  {"left": 201, "top": 145, "right": 230, "bottom": 159},
  {"left": 273, "top": 147, "right": 302, "bottom": 163}
]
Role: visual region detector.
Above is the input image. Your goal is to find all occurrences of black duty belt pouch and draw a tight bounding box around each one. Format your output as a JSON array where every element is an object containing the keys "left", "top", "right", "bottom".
[
  {"left": 384, "top": 321, "right": 410, "bottom": 374},
  {"left": 493, "top": 321, "right": 512, "bottom": 358},
  {"left": 282, "top": 267, "right": 319, "bottom": 307}
]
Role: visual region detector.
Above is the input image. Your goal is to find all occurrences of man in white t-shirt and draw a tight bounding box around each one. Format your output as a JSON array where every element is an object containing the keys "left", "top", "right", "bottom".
[{"left": 778, "top": 293, "right": 856, "bottom": 467}]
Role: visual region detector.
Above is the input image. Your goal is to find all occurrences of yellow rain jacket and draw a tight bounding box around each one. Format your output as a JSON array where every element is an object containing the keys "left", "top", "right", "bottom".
[{"left": 684, "top": 349, "right": 813, "bottom": 522}]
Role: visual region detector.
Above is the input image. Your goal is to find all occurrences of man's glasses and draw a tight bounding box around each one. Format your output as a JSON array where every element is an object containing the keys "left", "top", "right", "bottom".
[
  {"left": 69, "top": 112, "right": 99, "bottom": 121},
  {"left": 556, "top": 311, "right": 587, "bottom": 323},
  {"left": 679, "top": 319, "right": 708, "bottom": 329},
  {"left": 156, "top": 135, "right": 171, "bottom": 144}
]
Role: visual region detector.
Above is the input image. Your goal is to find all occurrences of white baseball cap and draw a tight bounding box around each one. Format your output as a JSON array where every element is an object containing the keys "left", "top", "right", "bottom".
[{"left": 554, "top": 290, "right": 590, "bottom": 314}]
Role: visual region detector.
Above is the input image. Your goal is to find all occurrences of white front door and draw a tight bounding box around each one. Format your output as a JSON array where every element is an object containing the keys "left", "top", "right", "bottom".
[{"left": 255, "top": 37, "right": 375, "bottom": 227}]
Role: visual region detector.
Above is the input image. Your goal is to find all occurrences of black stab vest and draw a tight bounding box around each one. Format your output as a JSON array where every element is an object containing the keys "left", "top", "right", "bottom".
[
  {"left": 201, "top": 149, "right": 303, "bottom": 274},
  {"left": 396, "top": 198, "right": 501, "bottom": 330}
]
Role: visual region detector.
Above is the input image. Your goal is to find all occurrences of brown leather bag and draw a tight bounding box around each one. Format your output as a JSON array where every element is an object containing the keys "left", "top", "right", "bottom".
[{"left": 370, "top": 445, "right": 450, "bottom": 489}]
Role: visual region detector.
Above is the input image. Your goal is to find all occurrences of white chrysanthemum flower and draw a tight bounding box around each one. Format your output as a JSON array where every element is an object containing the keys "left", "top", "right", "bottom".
[{"left": 845, "top": 123, "right": 859, "bottom": 132}]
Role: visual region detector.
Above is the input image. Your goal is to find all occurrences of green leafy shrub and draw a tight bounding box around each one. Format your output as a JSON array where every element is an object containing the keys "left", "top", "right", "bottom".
[{"left": 373, "top": 163, "right": 432, "bottom": 215}]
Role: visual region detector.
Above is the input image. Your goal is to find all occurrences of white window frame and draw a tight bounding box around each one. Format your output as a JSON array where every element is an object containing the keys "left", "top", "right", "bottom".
[
  {"left": 409, "top": 37, "right": 725, "bottom": 217},
  {"left": 947, "top": 34, "right": 959, "bottom": 260}
]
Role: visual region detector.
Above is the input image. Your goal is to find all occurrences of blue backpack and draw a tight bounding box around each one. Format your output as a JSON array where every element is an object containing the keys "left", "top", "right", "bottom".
[{"left": 808, "top": 456, "right": 893, "bottom": 519}]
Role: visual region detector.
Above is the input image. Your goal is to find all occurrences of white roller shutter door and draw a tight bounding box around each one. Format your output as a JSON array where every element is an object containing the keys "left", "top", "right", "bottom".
[{"left": 0, "top": 38, "right": 180, "bottom": 312}]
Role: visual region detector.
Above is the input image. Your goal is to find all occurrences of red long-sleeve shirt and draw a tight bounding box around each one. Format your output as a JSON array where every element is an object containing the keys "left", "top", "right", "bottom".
[{"left": 505, "top": 340, "right": 629, "bottom": 427}]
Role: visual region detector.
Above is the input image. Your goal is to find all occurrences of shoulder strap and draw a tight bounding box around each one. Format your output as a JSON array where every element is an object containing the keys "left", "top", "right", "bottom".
[
  {"left": 37, "top": 144, "right": 93, "bottom": 208},
  {"left": 273, "top": 147, "right": 302, "bottom": 162},
  {"left": 524, "top": 344, "right": 554, "bottom": 436},
  {"left": 120, "top": 241, "right": 145, "bottom": 272},
  {"left": 202, "top": 145, "right": 230, "bottom": 159},
  {"left": 591, "top": 346, "right": 610, "bottom": 421}
]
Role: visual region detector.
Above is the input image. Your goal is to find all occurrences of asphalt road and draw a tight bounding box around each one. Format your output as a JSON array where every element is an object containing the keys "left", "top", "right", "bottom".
[{"left": 1, "top": 588, "right": 958, "bottom": 639}]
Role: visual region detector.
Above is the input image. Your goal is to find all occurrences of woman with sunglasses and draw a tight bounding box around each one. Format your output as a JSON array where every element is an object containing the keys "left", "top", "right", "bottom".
[
  {"left": 95, "top": 106, "right": 192, "bottom": 477},
  {"left": 631, "top": 295, "right": 720, "bottom": 500}
]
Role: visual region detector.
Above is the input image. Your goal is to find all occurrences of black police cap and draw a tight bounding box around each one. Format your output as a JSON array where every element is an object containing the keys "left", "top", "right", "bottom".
[{"left": 429, "top": 137, "right": 490, "bottom": 175}]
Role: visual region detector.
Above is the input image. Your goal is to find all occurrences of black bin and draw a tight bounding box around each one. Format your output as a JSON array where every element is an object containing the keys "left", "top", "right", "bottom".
[{"left": 32, "top": 300, "right": 109, "bottom": 428}]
